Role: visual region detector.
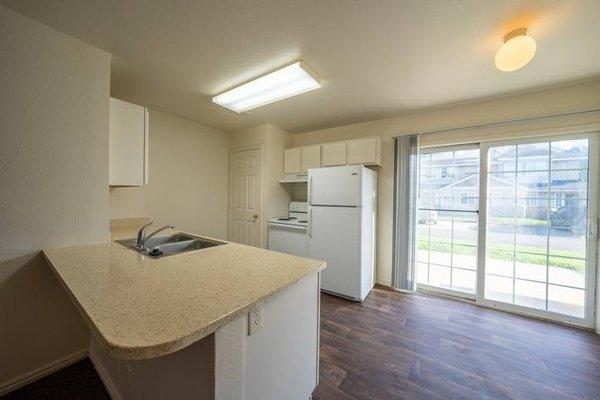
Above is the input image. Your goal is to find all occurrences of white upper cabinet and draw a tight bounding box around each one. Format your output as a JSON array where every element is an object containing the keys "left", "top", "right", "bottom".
[
  {"left": 282, "top": 136, "right": 381, "bottom": 176},
  {"left": 283, "top": 147, "right": 301, "bottom": 174},
  {"left": 300, "top": 145, "right": 321, "bottom": 173},
  {"left": 347, "top": 137, "right": 381, "bottom": 165},
  {"left": 284, "top": 145, "right": 322, "bottom": 174},
  {"left": 321, "top": 141, "right": 347, "bottom": 167},
  {"left": 109, "top": 98, "right": 148, "bottom": 186}
]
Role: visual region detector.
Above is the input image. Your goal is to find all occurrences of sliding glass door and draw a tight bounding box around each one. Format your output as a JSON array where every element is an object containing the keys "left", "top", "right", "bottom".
[
  {"left": 416, "top": 146, "right": 480, "bottom": 298},
  {"left": 479, "top": 134, "right": 598, "bottom": 326},
  {"left": 416, "top": 133, "right": 598, "bottom": 327}
]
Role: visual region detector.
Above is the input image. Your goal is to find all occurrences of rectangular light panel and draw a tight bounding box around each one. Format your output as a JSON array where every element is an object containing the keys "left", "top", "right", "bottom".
[{"left": 212, "top": 61, "right": 321, "bottom": 113}]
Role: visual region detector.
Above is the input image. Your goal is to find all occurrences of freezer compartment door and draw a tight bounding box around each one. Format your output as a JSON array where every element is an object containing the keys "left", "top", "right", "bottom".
[
  {"left": 308, "top": 206, "right": 361, "bottom": 299},
  {"left": 309, "top": 165, "right": 363, "bottom": 206}
]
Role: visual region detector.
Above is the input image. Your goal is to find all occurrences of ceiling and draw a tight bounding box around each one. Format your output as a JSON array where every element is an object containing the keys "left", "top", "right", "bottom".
[{"left": 2, "top": 0, "right": 600, "bottom": 133}]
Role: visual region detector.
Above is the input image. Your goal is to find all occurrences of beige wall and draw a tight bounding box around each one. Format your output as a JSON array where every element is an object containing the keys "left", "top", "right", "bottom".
[
  {"left": 0, "top": 5, "right": 110, "bottom": 389},
  {"left": 110, "top": 110, "right": 229, "bottom": 240},
  {"left": 293, "top": 79, "right": 600, "bottom": 286},
  {"left": 229, "top": 124, "right": 294, "bottom": 247}
]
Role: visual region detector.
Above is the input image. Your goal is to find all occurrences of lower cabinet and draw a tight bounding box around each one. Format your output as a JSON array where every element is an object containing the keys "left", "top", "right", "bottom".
[
  {"left": 89, "top": 272, "right": 321, "bottom": 400},
  {"left": 216, "top": 273, "right": 320, "bottom": 400}
]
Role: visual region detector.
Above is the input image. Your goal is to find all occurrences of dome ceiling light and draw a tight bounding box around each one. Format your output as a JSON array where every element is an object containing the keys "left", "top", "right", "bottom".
[{"left": 495, "top": 28, "right": 537, "bottom": 72}]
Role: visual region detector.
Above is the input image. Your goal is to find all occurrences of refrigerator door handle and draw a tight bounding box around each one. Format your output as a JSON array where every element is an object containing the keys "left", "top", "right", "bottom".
[
  {"left": 308, "top": 173, "right": 313, "bottom": 205},
  {"left": 308, "top": 207, "right": 313, "bottom": 238}
]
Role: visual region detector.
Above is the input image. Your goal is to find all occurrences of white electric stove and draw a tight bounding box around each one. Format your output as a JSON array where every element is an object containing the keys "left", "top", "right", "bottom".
[{"left": 268, "top": 202, "right": 308, "bottom": 257}]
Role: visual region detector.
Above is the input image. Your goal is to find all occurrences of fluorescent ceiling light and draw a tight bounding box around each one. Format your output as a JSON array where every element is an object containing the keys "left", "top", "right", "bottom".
[{"left": 212, "top": 61, "right": 321, "bottom": 113}]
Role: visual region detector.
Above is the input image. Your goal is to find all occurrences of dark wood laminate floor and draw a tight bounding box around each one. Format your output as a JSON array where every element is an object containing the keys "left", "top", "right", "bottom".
[
  {"left": 312, "top": 287, "right": 600, "bottom": 400},
  {"left": 5, "top": 288, "right": 600, "bottom": 399}
]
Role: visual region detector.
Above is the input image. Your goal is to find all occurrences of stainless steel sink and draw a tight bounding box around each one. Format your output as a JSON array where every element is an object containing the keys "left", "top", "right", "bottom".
[{"left": 116, "top": 233, "right": 226, "bottom": 258}]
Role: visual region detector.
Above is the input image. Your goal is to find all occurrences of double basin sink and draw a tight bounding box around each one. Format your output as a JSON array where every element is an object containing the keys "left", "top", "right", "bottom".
[{"left": 117, "top": 233, "right": 226, "bottom": 258}]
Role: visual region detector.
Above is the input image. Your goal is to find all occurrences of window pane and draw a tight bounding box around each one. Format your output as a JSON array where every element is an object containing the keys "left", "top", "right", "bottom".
[
  {"left": 429, "top": 265, "right": 451, "bottom": 288},
  {"left": 417, "top": 262, "right": 429, "bottom": 285},
  {"left": 453, "top": 245, "right": 477, "bottom": 270},
  {"left": 517, "top": 142, "right": 549, "bottom": 171},
  {"left": 486, "top": 252, "right": 514, "bottom": 277},
  {"left": 514, "top": 253, "right": 547, "bottom": 282},
  {"left": 428, "top": 209, "right": 452, "bottom": 267},
  {"left": 548, "top": 285, "right": 585, "bottom": 318},
  {"left": 488, "top": 172, "right": 516, "bottom": 202},
  {"left": 514, "top": 213, "right": 548, "bottom": 256},
  {"left": 489, "top": 145, "right": 516, "bottom": 173},
  {"left": 515, "top": 279, "right": 546, "bottom": 310},
  {"left": 551, "top": 139, "right": 589, "bottom": 170},
  {"left": 548, "top": 227, "right": 586, "bottom": 260},
  {"left": 549, "top": 199, "right": 587, "bottom": 231},
  {"left": 452, "top": 269, "right": 475, "bottom": 293},
  {"left": 551, "top": 170, "right": 588, "bottom": 201},
  {"left": 416, "top": 239, "right": 430, "bottom": 263},
  {"left": 548, "top": 256, "right": 585, "bottom": 289},
  {"left": 517, "top": 171, "right": 549, "bottom": 199},
  {"left": 485, "top": 275, "right": 513, "bottom": 303}
]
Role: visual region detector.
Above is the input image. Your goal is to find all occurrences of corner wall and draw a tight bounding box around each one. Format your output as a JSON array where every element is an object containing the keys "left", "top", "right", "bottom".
[
  {"left": 0, "top": 5, "right": 110, "bottom": 389},
  {"left": 109, "top": 110, "right": 229, "bottom": 240},
  {"left": 229, "top": 124, "right": 294, "bottom": 247}
]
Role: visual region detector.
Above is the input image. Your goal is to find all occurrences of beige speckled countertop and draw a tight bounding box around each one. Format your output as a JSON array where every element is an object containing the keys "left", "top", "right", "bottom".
[{"left": 43, "top": 235, "right": 325, "bottom": 360}]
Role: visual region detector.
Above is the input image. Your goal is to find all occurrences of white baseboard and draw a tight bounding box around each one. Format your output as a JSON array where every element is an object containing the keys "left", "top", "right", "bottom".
[
  {"left": 0, "top": 348, "right": 88, "bottom": 396},
  {"left": 88, "top": 345, "right": 123, "bottom": 400}
]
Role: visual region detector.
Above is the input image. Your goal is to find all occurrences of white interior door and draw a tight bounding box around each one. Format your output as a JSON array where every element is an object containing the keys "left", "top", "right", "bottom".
[
  {"left": 478, "top": 134, "right": 598, "bottom": 327},
  {"left": 229, "top": 148, "right": 263, "bottom": 247}
]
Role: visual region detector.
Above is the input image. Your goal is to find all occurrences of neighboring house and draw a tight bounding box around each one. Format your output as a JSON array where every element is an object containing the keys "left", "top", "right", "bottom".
[{"left": 420, "top": 142, "right": 588, "bottom": 221}]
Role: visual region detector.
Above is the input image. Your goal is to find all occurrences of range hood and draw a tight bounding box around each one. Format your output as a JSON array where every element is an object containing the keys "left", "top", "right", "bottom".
[{"left": 280, "top": 173, "right": 308, "bottom": 183}]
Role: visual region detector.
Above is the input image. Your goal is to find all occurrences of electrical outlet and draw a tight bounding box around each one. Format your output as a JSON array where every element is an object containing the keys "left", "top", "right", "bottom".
[{"left": 248, "top": 304, "right": 263, "bottom": 335}]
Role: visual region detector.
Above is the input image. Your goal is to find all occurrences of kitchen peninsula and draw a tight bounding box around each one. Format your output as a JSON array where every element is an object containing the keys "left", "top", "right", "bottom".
[{"left": 43, "top": 234, "right": 325, "bottom": 400}]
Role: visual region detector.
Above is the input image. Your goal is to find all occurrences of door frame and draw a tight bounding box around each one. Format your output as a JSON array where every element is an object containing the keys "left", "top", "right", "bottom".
[
  {"left": 228, "top": 145, "right": 265, "bottom": 247},
  {"left": 477, "top": 132, "right": 599, "bottom": 328}
]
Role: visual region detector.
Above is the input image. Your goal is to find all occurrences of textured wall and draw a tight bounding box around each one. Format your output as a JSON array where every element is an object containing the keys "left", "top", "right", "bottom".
[
  {"left": 0, "top": 5, "right": 110, "bottom": 388},
  {"left": 109, "top": 110, "right": 230, "bottom": 240},
  {"left": 229, "top": 124, "right": 294, "bottom": 247}
]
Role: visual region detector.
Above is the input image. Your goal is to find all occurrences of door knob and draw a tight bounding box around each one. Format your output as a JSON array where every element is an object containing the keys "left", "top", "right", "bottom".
[{"left": 253, "top": 214, "right": 259, "bottom": 219}]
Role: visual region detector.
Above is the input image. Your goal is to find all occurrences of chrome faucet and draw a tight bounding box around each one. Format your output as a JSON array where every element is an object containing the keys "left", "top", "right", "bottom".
[{"left": 136, "top": 221, "right": 176, "bottom": 250}]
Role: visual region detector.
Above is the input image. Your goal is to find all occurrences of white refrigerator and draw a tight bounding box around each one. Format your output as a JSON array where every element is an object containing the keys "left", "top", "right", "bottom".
[{"left": 308, "top": 165, "right": 377, "bottom": 301}]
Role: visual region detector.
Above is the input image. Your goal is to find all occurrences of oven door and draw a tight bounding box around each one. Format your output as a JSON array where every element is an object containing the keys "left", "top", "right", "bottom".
[{"left": 267, "top": 223, "right": 308, "bottom": 257}]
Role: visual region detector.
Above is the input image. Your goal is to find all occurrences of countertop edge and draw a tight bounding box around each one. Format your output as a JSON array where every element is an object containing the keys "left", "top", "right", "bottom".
[{"left": 43, "top": 248, "right": 326, "bottom": 360}]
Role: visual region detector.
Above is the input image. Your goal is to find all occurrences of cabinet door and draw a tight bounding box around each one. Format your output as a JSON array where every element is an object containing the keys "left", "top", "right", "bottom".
[
  {"left": 347, "top": 137, "right": 380, "bottom": 165},
  {"left": 109, "top": 98, "right": 148, "bottom": 186},
  {"left": 283, "top": 148, "right": 301, "bottom": 174},
  {"left": 300, "top": 145, "right": 321, "bottom": 173},
  {"left": 321, "top": 141, "right": 347, "bottom": 167}
]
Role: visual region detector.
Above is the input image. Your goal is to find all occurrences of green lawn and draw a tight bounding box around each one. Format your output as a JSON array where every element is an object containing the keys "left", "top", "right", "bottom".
[
  {"left": 418, "top": 240, "right": 585, "bottom": 271},
  {"left": 488, "top": 217, "right": 549, "bottom": 227}
]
